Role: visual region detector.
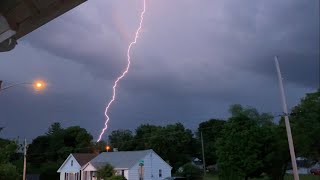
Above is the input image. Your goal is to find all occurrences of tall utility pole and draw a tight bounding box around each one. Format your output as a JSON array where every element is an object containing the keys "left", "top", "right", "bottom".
[
  {"left": 201, "top": 131, "right": 206, "bottom": 175},
  {"left": 275, "top": 56, "right": 299, "bottom": 180},
  {"left": 23, "top": 139, "right": 27, "bottom": 180}
]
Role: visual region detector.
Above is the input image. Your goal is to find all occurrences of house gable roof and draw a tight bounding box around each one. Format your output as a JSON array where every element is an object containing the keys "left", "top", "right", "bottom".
[
  {"left": 88, "top": 149, "right": 153, "bottom": 169},
  {"left": 57, "top": 154, "right": 73, "bottom": 172},
  {"left": 57, "top": 153, "right": 97, "bottom": 172},
  {"left": 72, "top": 153, "right": 97, "bottom": 166}
]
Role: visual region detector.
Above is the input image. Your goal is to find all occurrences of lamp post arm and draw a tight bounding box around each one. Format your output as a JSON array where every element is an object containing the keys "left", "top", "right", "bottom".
[{"left": 0, "top": 82, "right": 31, "bottom": 92}]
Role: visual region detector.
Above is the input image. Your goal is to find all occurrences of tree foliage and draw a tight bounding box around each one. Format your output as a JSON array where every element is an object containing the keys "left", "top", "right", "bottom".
[
  {"left": 0, "top": 138, "right": 20, "bottom": 180},
  {"left": 0, "top": 138, "right": 18, "bottom": 163},
  {"left": 290, "top": 89, "right": 320, "bottom": 160},
  {"left": 109, "top": 129, "right": 134, "bottom": 151},
  {"left": 216, "top": 105, "right": 279, "bottom": 179},
  {"left": 198, "top": 119, "right": 226, "bottom": 165},
  {"left": 133, "top": 123, "right": 197, "bottom": 171},
  {"left": 27, "top": 123, "right": 93, "bottom": 178},
  {"left": 0, "top": 163, "right": 20, "bottom": 180}
]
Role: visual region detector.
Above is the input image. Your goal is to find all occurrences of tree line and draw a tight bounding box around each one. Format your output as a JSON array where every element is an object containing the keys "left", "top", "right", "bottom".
[{"left": 0, "top": 89, "right": 319, "bottom": 180}]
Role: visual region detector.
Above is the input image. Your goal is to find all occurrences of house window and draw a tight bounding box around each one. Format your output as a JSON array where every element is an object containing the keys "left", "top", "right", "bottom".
[
  {"left": 71, "top": 160, "right": 73, "bottom": 166},
  {"left": 159, "top": 169, "right": 162, "bottom": 178},
  {"left": 121, "top": 170, "right": 125, "bottom": 176}
]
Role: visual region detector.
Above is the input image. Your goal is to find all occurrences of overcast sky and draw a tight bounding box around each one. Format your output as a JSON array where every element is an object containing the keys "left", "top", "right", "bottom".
[{"left": 0, "top": 0, "right": 319, "bottom": 141}]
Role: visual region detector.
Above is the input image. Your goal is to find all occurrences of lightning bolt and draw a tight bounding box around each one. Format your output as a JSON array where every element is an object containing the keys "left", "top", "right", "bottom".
[{"left": 97, "top": 0, "right": 147, "bottom": 142}]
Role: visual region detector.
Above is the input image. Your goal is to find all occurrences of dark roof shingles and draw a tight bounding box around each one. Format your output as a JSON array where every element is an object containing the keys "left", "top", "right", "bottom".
[{"left": 72, "top": 153, "right": 97, "bottom": 166}]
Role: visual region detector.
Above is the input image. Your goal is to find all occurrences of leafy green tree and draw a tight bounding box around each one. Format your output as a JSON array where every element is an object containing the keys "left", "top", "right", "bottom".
[
  {"left": 28, "top": 123, "right": 93, "bottom": 178},
  {"left": 216, "top": 105, "right": 276, "bottom": 179},
  {"left": 198, "top": 119, "right": 226, "bottom": 165},
  {"left": 133, "top": 123, "right": 197, "bottom": 171},
  {"left": 229, "top": 104, "right": 273, "bottom": 126},
  {"left": 0, "top": 163, "right": 20, "bottom": 180},
  {"left": 216, "top": 114, "right": 264, "bottom": 179},
  {"left": 27, "top": 135, "right": 51, "bottom": 167},
  {"left": 109, "top": 130, "right": 134, "bottom": 151},
  {"left": 63, "top": 126, "right": 93, "bottom": 153},
  {"left": 0, "top": 138, "right": 20, "bottom": 180},
  {"left": 290, "top": 89, "right": 320, "bottom": 160},
  {"left": 0, "top": 138, "right": 18, "bottom": 163},
  {"left": 134, "top": 124, "right": 162, "bottom": 150},
  {"left": 263, "top": 120, "right": 290, "bottom": 180},
  {"left": 46, "top": 122, "right": 63, "bottom": 135},
  {"left": 97, "top": 163, "right": 114, "bottom": 179}
]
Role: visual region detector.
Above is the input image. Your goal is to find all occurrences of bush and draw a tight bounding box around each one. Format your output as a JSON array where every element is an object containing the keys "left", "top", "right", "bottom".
[
  {"left": 107, "top": 176, "right": 127, "bottom": 180},
  {"left": 97, "top": 163, "right": 115, "bottom": 179},
  {"left": 177, "top": 163, "right": 203, "bottom": 180}
]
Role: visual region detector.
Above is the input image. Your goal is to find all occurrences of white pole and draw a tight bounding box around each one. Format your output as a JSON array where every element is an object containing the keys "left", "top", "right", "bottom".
[
  {"left": 274, "top": 56, "right": 299, "bottom": 180},
  {"left": 23, "top": 138, "right": 27, "bottom": 180}
]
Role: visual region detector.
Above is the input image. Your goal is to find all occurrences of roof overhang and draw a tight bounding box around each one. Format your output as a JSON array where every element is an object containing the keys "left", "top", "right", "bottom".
[
  {"left": 0, "top": 0, "right": 87, "bottom": 52},
  {"left": 81, "top": 162, "right": 98, "bottom": 172}
]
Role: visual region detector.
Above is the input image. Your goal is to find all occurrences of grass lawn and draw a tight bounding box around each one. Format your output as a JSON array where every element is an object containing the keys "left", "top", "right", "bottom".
[
  {"left": 203, "top": 174, "right": 320, "bottom": 180},
  {"left": 284, "top": 175, "right": 320, "bottom": 180},
  {"left": 203, "top": 174, "right": 219, "bottom": 180}
]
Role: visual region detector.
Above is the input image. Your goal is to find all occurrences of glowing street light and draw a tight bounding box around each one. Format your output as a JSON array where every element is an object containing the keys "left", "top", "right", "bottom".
[
  {"left": 105, "top": 145, "right": 111, "bottom": 152},
  {"left": 32, "top": 80, "right": 46, "bottom": 91}
]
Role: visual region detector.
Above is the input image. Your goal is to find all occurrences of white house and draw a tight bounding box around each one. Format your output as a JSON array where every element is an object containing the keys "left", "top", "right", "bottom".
[
  {"left": 57, "top": 153, "right": 97, "bottom": 180},
  {"left": 81, "top": 149, "right": 172, "bottom": 180}
]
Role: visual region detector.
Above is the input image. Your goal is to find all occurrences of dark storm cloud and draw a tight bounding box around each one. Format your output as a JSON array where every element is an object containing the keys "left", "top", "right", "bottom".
[
  {"left": 22, "top": 0, "right": 319, "bottom": 88},
  {"left": 240, "top": 52, "right": 319, "bottom": 88}
]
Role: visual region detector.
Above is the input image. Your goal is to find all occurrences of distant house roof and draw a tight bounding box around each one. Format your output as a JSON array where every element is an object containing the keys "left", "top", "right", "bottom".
[
  {"left": 72, "top": 153, "right": 97, "bottom": 166},
  {"left": 191, "top": 157, "right": 203, "bottom": 166},
  {"left": 89, "top": 149, "right": 153, "bottom": 169}
]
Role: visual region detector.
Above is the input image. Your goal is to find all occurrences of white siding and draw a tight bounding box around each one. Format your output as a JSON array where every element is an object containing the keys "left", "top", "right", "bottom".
[
  {"left": 82, "top": 163, "right": 97, "bottom": 180},
  {"left": 128, "top": 151, "right": 171, "bottom": 180},
  {"left": 60, "top": 173, "right": 65, "bottom": 180}
]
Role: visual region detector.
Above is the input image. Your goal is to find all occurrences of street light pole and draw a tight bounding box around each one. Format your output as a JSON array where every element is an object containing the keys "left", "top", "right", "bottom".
[
  {"left": 201, "top": 131, "right": 206, "bottom": 175},
  {"left": 23, "top": 139, "right": 28, "bottom": 180},
  {"left": 274, "top": 56, "right": 299, "bottom": 180},
  {"left": 0, "top": 82, "right": 30, "bottom": 92}
]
